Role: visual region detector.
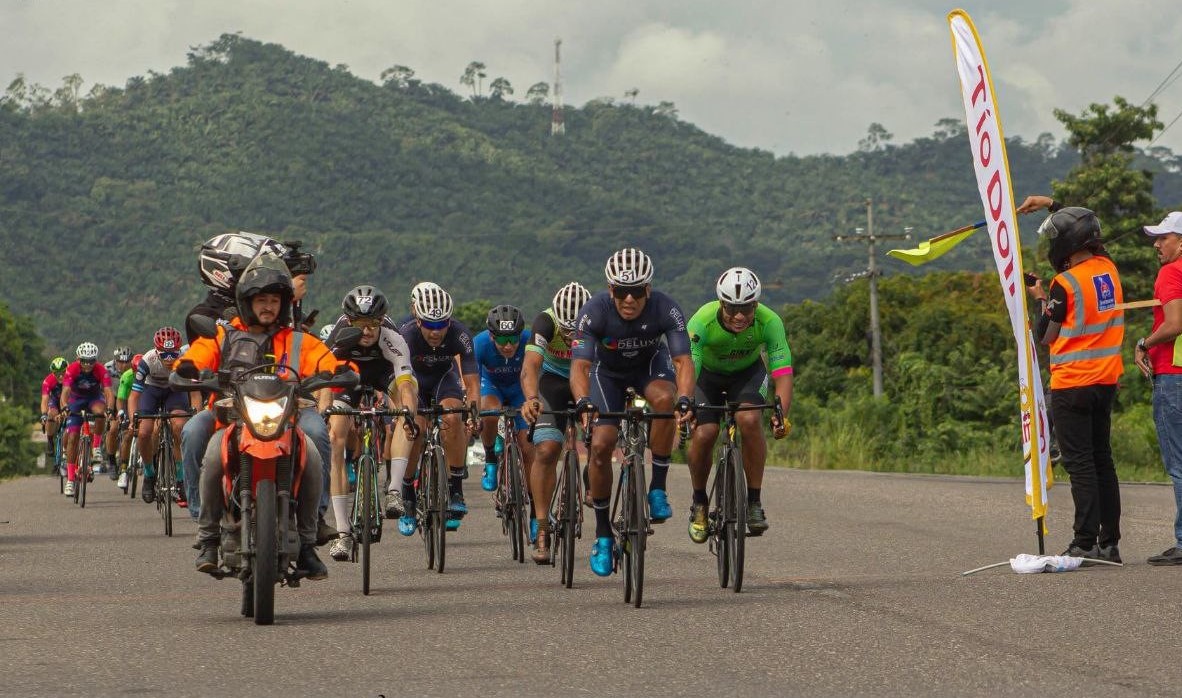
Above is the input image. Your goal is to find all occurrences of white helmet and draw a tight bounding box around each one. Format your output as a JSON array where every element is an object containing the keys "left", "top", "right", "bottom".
[
  {"left": 715, "top": 267, "right": 761, "bottom": 304},
  {"left": 412, "top": 282, "right": 453, "bottom": 321},
  {"left": 552, "top": 282, "right": 591, "bottom": 330},
  {"left": 76, "top": 341, "right": 100, "bottom": 361},
  {"left": 604, "top": 248, "right": 654, "bottom": 286},
  {"left": 318, "top": 324, "right": 334, "bottom": 341},
  {"left": 199, "top": 231, "right": 287, "bottom": 296}
]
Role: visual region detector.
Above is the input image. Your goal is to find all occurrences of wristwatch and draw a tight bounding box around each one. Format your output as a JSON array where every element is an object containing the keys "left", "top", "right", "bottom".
[{"left": 1137, "top": 338, "right": 1149, "bottom": 352}]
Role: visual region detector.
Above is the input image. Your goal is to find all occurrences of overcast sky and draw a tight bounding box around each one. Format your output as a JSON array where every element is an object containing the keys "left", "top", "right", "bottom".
[{"left": 3, "top": 0, "right": 1181, "bottom": 157}]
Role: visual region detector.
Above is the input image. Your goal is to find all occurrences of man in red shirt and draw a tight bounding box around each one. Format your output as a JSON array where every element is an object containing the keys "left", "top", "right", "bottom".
[{"left": 1134, "top": 211, "right": 1182, "bottom": 565}]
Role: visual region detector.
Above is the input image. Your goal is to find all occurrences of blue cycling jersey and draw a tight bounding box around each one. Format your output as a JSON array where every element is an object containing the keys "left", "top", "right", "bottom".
[{"left": 474, "top": 328, "right": 533, "bottom": 387}]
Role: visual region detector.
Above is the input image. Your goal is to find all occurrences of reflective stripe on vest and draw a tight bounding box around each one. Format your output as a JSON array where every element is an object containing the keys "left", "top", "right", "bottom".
[
  {"left": 1057, "top": 270, "right": 1125, "bottom": 338},
  {"left": 1049, "top": 256, "right": 1124, "bottom": 388}
]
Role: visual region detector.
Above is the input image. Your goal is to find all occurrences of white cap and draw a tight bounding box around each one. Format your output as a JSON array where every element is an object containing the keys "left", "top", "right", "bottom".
[{"left": 1144, "top": 212, "right": 1182, "bottom": 236}]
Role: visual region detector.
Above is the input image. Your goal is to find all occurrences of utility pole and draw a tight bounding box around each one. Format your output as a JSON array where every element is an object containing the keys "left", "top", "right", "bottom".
[
  {"left": 551, "top": 38, "right": 565, "bottom": 135},
  {"left": 834, "top": 199, "right": 912, "bottom": 399}
]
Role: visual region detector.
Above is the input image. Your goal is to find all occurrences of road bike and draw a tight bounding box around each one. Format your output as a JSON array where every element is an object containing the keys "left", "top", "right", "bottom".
[
  {"left": 531, "top": 405, "right": 587, "bottom": 588},
  {"left": 482, "top": 406, "right": 530, "bottom": 563},
  {"left": 414, "top": 402, "right": 476, "bottom": 574},
  {"left": 135, "top": 409, "right": 194, "bottom": 537},
  {"left": 67, "top": 411, "right": 101, "bottom": 507}
]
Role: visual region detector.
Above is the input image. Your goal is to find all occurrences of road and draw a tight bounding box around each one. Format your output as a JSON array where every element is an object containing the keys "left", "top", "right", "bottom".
[{"left": 2, "top": 465, "right": 1181, "bottom": 697}]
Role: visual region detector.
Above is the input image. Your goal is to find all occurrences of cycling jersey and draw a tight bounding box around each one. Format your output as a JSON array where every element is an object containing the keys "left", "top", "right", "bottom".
[
  {"left": 572, "top": 291, "right": 690, "bottom": 372},
  {"left": 117, "top": 369, "right": 135, "bottom": 401},
  {"left": 326, "top": 314, "right": 415, "bottom": 391},
  {"left": 687, "top": 301, "right": 793, "bottom": 377},
  {"left": 474, "top": 328, "right": 533, "bottom": 388},
  {"left": 526, "top": 309, "right": 574, "bottom": 378},
  {"left": 132, "top": 349, "right": 174, "bottom": 391},
  {"left": 62, "top": 361, "right": 111, "bottom": 397},
  {"left": 397, "top": 318, "right": 477, "bottom": 386},
  {"left": 42, "top": 373, "right": 64, "bottom": 408}
]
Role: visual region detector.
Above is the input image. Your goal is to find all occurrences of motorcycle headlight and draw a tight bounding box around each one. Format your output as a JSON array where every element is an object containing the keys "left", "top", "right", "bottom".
[{"left": 242, "top": 395, "right": 288, "bottom": 437}]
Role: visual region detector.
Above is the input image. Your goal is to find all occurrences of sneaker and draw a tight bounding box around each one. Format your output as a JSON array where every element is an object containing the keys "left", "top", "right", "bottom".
[
  {"left": 175, "top": 485, "right": 188, "bottom": 509},
  {"left": 1061, "top": 543, "right": 1099, "bottom": 559},
  {"left": 1148, "top": 546, "right": 1182, "bottom": 566},
  {"left": 116, "top": 472, "right": 128, "bottom": 490},
  {"left": 398, "top": 500, "right": 418, "bottom": 536},
  {"left": 590, "top": 536, "right": 616, "bottom": 577},
  {"left": 141, "top": 477, "right": 156, "bottom": 503},
  {"left": 297, "top": 544, "right": 328, "bottom": 580},
  {"left": 316, "top": 516, "right": 338, "bottom": 546},
  {"left": 1096, "top": 544, "right": 1122, "bottom": 564},
  {"left": 329, "top": 534, "right": 354, "bottom": 562},
  {"left": 688, "top": 503, "right": 709, "bottom": 544},
  {"left": 529, "top": 517, "right": 538, "bottom": 545},
  {"left": 746, "top": 503, "right": 769, "bottom": 536},
  {"left": 64, "top": 480, "right": 76, "bottom": 497},
  {"left": 647, "top": 489, "right": 672, "bottom": 523},
  {"left": 384, "top": 490, "right": 405, "bottom": 518},
  {"left": 448, "top": 492, "right": 468, "bottom": 519},
  {"left": 481, "top": 463, "right": 497, "bottom": 492},
  {"left": 195, "top": 544, "right": 219, "bottom": 574}
]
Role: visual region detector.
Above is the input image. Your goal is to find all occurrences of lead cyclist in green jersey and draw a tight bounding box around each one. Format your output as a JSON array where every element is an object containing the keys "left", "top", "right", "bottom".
[{"left": 686, "top": 267, "right": 792, "bottom": 542}]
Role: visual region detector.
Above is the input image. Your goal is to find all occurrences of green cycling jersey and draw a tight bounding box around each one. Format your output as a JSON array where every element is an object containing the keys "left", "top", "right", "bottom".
[
  {"left": 687, "top": 301, "right": 793, "bottom": 377},
  {"left": 117, "top": 368, "right": 135, "bottom": 401}
]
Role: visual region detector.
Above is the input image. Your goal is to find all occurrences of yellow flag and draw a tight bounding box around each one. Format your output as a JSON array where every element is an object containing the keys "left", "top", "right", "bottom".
[{"left": 886, "top": 221, "right": 984, "bottom": 266}]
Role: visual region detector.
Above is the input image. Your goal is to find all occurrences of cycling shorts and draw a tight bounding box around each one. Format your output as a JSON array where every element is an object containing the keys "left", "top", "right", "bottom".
[
  {"left": 588, "top": 346, "right": 675, "bottom": 427},
  {"left": 693, "top": 362, "right": 769, "bottom": 425}
]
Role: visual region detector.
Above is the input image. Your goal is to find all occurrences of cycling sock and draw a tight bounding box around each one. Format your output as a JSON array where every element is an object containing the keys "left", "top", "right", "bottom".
[
  {"left": 401, "top": 477, "right": 416, "bottom": 502},
  {"left": 649, "top": 454, "right": 670, "bottom": 491},
  {"left": 693, "top": 489, "right": 708, "bottom": 505},
  {"left": 331, "top": 495, "right": 352, "bottom": 533},
  {"left": 449, "top": 469, "right": 465, "bottom": 496},
  {"left": 748, "top": 487, "right": 761, "bottom": 505},
  {"left": 67, "top": 463, "right": 78, "bottom": 482},
  {"left": 593, "top": 498, "right": 612, "bottom": 538},
  {"left": 175, "top": 465, "right": 183, "bottom": 484},
  {"left": 388, "top": 457, "right": 409, "bottom": 493}
]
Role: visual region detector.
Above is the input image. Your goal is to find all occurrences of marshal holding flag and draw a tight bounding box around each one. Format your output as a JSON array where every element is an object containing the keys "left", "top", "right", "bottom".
[{"left": 948, "top": 9, "right": 1053, "bottom": 549}]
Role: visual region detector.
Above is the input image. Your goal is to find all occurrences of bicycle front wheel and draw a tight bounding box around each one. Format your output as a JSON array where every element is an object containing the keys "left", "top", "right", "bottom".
[
  {"left": 628, "top": 455, "right": 647, "bottom": 608},
  {"left": 431, "top": 445, "right": 448, "bottom": 574},
  {"left": 359, "top": 454, "right": 375, "bottom": 595},
  {"left": 127, "top": 440, "right": 140, "bottom": 499},
  {"left": 77, "top": 435, "right": 89, "bottom": 507},
  {"left": 418, "top": 453, "right": 435, "bottom": 570},
  {"left": 507, "top": 444, "right": 526, "bottom": 563},
  {"left": 715, "top": 450, "right": 732, "bottom": 589},
  {"left": 157, "top": 442, "right": 174, "bottom": 537},
  {"left": 559, "top": 449, "right": 579, "bottom": 587},
  {"left": 729, "top": 447, "right": 747, "bottom": 593}
]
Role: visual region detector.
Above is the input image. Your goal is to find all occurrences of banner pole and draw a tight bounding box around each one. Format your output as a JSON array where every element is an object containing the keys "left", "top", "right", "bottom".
[{"left": 1036, "top": 516, "right": 1045, "bottom": 555}]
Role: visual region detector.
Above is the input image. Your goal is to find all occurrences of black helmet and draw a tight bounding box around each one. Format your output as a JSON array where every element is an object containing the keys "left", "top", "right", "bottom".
[
  {"left": 235, "top": 252, "right": 294, "bottom": 327},
  {"left": 199, "top": 232, "right": 287, "bottom": 303},
  {"left": 1040, "top": 207, "right": 1102, "bottom": 272},
  {"left": 486, "top": 304, "right": 525, "bottom": 336},
  {"left": 343, "top": 285, "right": 389, "bottom": 320}
]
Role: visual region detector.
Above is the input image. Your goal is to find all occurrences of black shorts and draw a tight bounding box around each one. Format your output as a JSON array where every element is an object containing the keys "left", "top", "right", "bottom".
[
  {"left": 417, "top": 368, "right": 465, "bottom": 408},
  {"left": 588, "top": 346, "right": 676, "bottom": 427},
  {"left": 694, "top": 363, "right": 768, "bottom": 425},
  {"left": 534, "top": 371, "right": 574, "bottom": 438}
]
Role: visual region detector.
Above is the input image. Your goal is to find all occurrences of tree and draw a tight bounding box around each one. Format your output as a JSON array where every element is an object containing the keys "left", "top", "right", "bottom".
[
  {"left": 489, "top": 77, "right": 514, "bottom": 101},
  {"left": 381, "top": 65, "right": 417, "bottom": 89},
  {"left": 858, "top": 123, "right": 893, "bottom": 152},
  {"left": 653, "top": 101, "right": 677, "bottom": 119},
  {"left": 460, "top": 61, "right": 487, "bottom": 99},
  {"left": 525, "top": 82, "right": 549, "bottom": 105}
]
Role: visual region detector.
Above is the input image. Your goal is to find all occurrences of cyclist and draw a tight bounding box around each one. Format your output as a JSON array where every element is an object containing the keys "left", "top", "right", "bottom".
[
  {"left": 131, "top": 328, "right": 199, "bottom": 506},
  {"left": 570, "top": 248, "right": 695, "bottom": 577},
  {"left": 179, "top": 252, "right": 346, "bottom": 580},
  {"left": 114, "top": 354, "right": 142, "bottom": 491},
  {"left": 101, "top": 346, "right": 133, "bottom": 477},
  {"left": 39, "top": 357, "right": 68, "bottom": 469},
  {"left": 322, "top": 285, "right": 417, "bottom": 562},
  {"left": 60, "top": 342, "right": 114, "bottom": 497},
  {"left": 685, "top": 267, "right": 792, "bottom": 543},
  {"left": 521, "top": 282, "right": 591, "bottom": 563},
  {"left": 395, "top": 283, "right": 480, "bottom": 535}
]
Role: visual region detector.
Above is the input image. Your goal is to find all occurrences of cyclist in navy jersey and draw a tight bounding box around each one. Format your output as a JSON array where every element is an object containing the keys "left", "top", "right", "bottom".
[
  {"left": 570, "top": 248, "right": 696, "bottom": 577},
  {"left": 395, "top": 283, "right": 480, "bottom": 535}
]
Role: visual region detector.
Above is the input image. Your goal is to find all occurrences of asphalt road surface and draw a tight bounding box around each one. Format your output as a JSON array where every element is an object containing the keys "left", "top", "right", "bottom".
[{"left": 2, "top": 464, "right": 1181, "bottom": 697}]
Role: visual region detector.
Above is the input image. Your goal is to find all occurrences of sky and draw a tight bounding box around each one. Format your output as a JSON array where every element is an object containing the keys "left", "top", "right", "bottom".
[{"left": 3, "top": 0, "right": 1181, "bottom": 157}]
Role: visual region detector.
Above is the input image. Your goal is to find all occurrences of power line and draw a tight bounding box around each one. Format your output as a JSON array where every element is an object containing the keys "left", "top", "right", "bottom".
[
  {"left": 1141, "top": 57, "right": 1182, "bottom": 108},
  {"left": 1149, "top": 105, "right": 1182, "bottom": 146}
]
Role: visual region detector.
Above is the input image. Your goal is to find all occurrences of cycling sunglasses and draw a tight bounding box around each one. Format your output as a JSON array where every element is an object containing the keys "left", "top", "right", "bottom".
[
  {"left": 721, "top": 301, "right": 757, "bottom": 316},
  {"left": 419, "top": 318, "right": 450, "bottom": 331},
  {"left": 159, "top": 351, "right": 180, "bottom": 361},
  {"left": 610, "top": 284, "right": 648, "bottom": 300},
  {"left": 493, "top": 334, "right": 521, "bottom": 346},
  {"left": 350, "top": 318, "right": 382, "bottom": 330}
]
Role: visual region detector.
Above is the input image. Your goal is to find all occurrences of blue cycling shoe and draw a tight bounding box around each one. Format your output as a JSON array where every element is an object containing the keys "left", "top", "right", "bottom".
[
  {"left": 448, "top": 492, "right": 468, "bottom": 519},
  {"left": 529, "top": 517, "right": 538, "bottom": 545},
  {"left": 398, "top": 500, "right": 418, "bottom": 536},
  {"left": 481, "top": 463, "right": 497, "bottom": 492},
  {"left": 590, "top": 536, "right": 616, "bottom": 577},
  {"left": 446, "top": 518, "right": 461, "bottom": 531},
  {"left": 648, "top": 489, "right": 672, "bottom": 523},
  {"left": 346, "top": 461, "right": 357, "bottom": 487}
]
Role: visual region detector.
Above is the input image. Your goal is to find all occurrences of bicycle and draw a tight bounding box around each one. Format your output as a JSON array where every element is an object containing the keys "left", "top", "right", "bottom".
[
  {"left": 126, "top": 433, "right": 141, "bottom": 499},
  {"left": 67, "top": 410, "right": 101, "bottom": 507},
  {"left": 44, "top": 418, "right": 65, "bottom": 493},
  {"left": 588, "top": 388, "right": 678, "bottom": 608},
  {"left": 530, "top": 405, "right": 587, "bottom": 588},
  {"left": 135, "top": 409, "right": 194, "bottom": 537},
  {"left": 325, "top": 388, "right": 415, "bottom": 595},
  {"left": 696, "top": 395, "right": 782, "bottom": 593},
  {"left": 413, "top": 402, "right": 475, "bottom": 574},
  {"left": 481, "top": 406, "right": 530, "bottom": 563}
]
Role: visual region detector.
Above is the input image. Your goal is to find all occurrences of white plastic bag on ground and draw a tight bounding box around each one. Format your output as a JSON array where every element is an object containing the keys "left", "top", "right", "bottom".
[{"left": 1009, "top": 553, "right": 1084, "bottom": 573}]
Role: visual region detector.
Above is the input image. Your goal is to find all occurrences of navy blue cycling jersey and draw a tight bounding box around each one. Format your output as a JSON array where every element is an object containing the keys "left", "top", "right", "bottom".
[
  {"left": 571, "top": 290, "right": 690, "bottom": 373},
  {"left": 397, "top": 318, "right": 477, "bottom": 384}
]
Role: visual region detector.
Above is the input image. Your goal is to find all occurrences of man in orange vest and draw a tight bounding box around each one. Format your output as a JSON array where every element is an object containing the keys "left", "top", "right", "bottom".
[{"left": 1025, "top": 205, "right": 1125, "bottom": 563}]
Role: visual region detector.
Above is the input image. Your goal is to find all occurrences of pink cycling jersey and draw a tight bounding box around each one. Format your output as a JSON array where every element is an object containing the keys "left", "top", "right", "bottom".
[{"left": 62, "top": 360, "right": 111, "bottom": 396}]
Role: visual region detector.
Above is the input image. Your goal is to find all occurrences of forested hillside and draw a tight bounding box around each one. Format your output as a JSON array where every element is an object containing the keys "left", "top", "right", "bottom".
[{"left": 1, "top": 34, "right": 1180, "bottom": 353}]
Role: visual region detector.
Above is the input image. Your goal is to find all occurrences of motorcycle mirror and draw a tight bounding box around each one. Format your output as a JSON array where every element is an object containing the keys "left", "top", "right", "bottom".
[
  {"left": 332, "top": 326, "right": 364, "bottom": 351},
  {"left": 175, "top": 360, "right": 200, "bottom": 379},
  {"left": 190, "top": 315, "right": 219, "bottom": 339}
]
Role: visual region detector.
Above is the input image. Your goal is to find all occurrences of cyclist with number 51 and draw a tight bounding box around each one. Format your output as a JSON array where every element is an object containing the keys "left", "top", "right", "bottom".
[
  {"left": 685, "top": 267, "right": 793, "bottom": 543},
  {"left": 570, "top": 248, "right": 696, "bottom": 577}
]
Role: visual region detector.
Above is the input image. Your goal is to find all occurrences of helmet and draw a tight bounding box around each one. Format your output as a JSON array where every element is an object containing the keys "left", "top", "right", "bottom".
[
  {"left": 552, "top": 282, "right": 591, "bottom": 330},
  {"left": 235, "top": 252, "right": 294, "bottom": 327},
  {"left": 112, "top": 346, "right": 133, "bottom": 362},
  {"left": 1040, "top": 207, "right": 1102, "bottom": 272},
  {"left": 412, "top": 283, "right": 453, "bottom": 322},
  {"left": 715, "top": 267, "right": 762, "bottom": 304},
  {"left": 153, "top": 327, "right": 183, "bottom": 352},
  {"left": 50, "top": 357, "right": 67, "bottom": 373},
  {"left": 76, "top": 342, "right": 99, "bottom": 361},
  {"left": 605, "top": 248, "right": 654, "bottom": 286},
  {"left": 486, "top": 305, "right": 525, "bottom": 336},
  {"left": 132, "top": 353, "right": 144, "bottom": 366},
  {"left": 199, "top": 231, "right": 287, "bottom": 300},
  {"left": 343, "top": 285, "right": 389, "bottom": 320},
  {"left": 318, "top": 324, "right": 334, "bottom": 341}
]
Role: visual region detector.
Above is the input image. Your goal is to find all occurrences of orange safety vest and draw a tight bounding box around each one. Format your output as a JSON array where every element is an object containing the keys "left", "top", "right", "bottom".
[{"left": 1049, "top": 255, "right": 1124, "bottom": 389}]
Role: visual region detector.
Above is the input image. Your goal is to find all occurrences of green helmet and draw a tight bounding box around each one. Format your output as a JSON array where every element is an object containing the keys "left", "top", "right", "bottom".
[{"left": 50, "top": 357, "right": 67, "bottom": 373}]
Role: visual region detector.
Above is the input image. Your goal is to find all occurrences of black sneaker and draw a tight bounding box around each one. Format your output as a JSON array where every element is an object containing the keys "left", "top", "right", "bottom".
[
  {"left": 1096, "top": 544, "right": 1122, "bottom": 564},
  {"left": 1148, "top": 546, "right": 1182, "bottom": 566},
  {"left": 141, "top": 477, "right": 156, "bottom": 503},
  {"left": 195, "top": 544, "right": 219, "bottom": 574},
  {"left": 297, "top": 544, "right": 328, "bottom": 580},
  {"left": 1062, "top": 544, "right": 1099, "bottom": 565},
  {"left": 316, "top": 516, "right": 337, "bottom": 546}
]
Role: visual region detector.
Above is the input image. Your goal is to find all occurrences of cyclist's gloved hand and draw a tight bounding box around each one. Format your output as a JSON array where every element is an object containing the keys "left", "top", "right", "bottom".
[
  {"left": 39, "top": 413, "right": 49, "bottom": 424},
  {"left": 772, "top": 417, "right": 792, "bottom": 440},
  {"left": 575, "top": 397, "right": 596, "bottom": 416},
  {"left": 676, "top": 395, "right": 695, "bottom": 417}
]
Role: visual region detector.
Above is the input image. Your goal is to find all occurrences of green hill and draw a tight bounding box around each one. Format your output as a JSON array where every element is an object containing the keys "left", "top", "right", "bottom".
[{"left": 2, "top": 34, "right": 1180, "bottom": 353}]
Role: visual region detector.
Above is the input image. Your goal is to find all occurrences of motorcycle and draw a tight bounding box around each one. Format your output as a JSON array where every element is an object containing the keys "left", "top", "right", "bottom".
[{"left": 171, "top": 318, "right": 359, "bottom": 625}]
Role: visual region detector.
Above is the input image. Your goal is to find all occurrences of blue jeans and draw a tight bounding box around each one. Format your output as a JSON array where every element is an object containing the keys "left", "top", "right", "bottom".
[
  {"left": 182, "top": 406, "right": 331, "bottom": 519},
  {"left": 1153, "top": 373, "right": 1182, "bottom": 546}
]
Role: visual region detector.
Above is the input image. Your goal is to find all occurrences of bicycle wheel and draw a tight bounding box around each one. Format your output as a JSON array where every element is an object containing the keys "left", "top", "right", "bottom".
[
  {"left": 506, "top": 444, "right": 525, "bottom": 563},
  {"left": 431, "top": 445, "right": 448, "bottom": 574},
  {"left": 77, "top": 434, "right": 89, "bottom": 507},
  {"left": 729, "top": 447, "right": 747, "bottom": 593},
  {"left": 628, "top": 452, "right": 647, "bottom": 608},
  {"left": 419, "top": 453, "right": 435, "bottom": 570},
  {"left": 156, "top": 440, "right": 173, "bottom": 537},
  {"left": 358, "top": 453, "right": 374, "bottom": 595},
  {"left": 56, "top": 432, "right": 64, "bottom": 493},
  {"left": 127, "top": 439, "right": 140, "bottom": 499},
  {"left": 559, "top": 449, "right": 579, "bottom": 588},
  {"left": 715, "top": 449, "right": 732, "bottom": 589}
]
